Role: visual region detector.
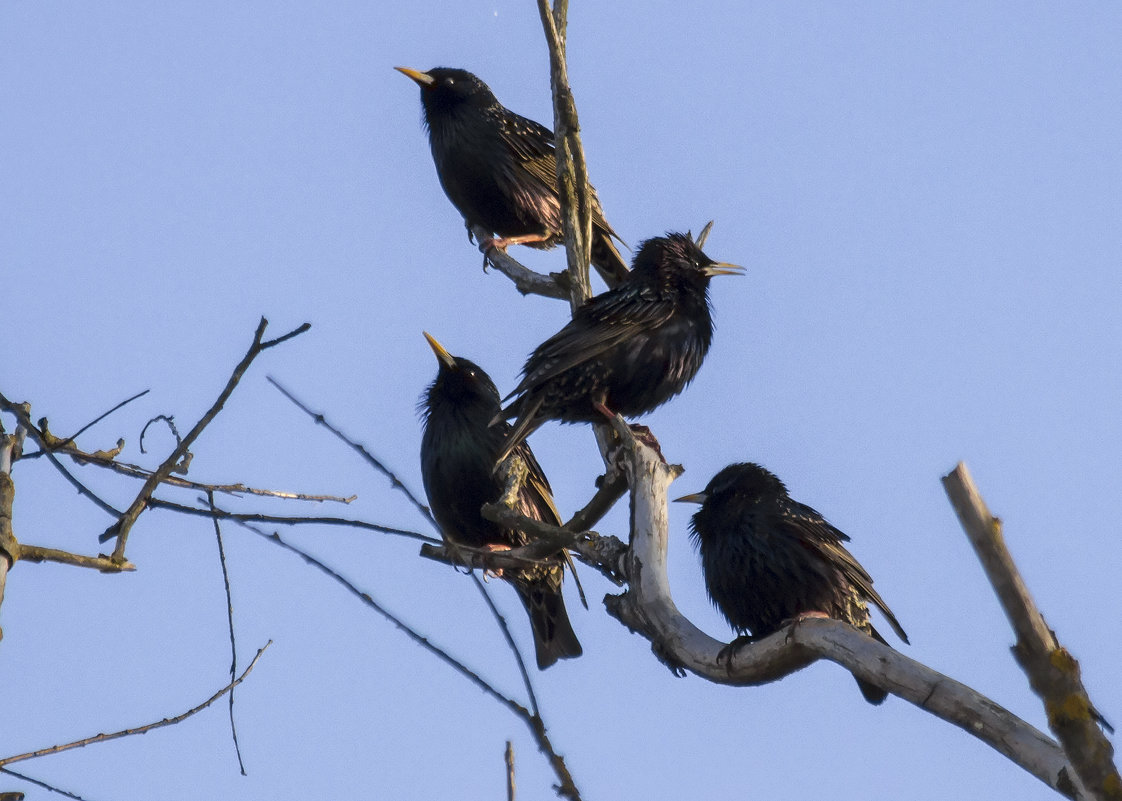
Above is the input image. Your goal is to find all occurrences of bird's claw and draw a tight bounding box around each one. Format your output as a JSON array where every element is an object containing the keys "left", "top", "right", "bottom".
[
  {"left": 781, "top": 611, "right": 832, "bottom": 642},
  {"left": 717, "top": 634, "right": 757, "bottom": 672}
]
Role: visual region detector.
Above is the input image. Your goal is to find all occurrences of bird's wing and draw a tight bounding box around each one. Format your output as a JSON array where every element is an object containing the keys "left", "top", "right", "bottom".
[
  {"left": 783, "top": 502, "right": 909, "bottom": 644},
  {"left": 506, "top": 288, "right": 674, "bottom": 396},
  {"left": 500, "top": 112, "right": 560, "bottom": 194},
  {"left": 514, "top": 438, "right": 562, "bottom": 527}
]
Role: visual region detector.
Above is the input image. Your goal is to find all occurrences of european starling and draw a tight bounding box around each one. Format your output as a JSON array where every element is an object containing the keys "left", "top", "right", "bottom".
[
  {"left": 419, "top": 332, "right": 582, "bottom": 669},
  {"left": 495, "top": 232, "right": 743, "bottom": 465},
  {"left": 395, "top": 66, "right": 629, "bottom": 287},
  {"left": 676, "top": 462, "right": 908, "bottom": 704}
]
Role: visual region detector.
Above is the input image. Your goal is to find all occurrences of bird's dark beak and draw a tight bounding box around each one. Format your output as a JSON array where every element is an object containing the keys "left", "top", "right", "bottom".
[
  {"left": 702, "top": 262, "right": 746, "bottom": 278},
  {"left": 423, "top": 331, "right": 456, "bottom": 369},
  {"left": 673, "top": 492, "right": 708, "bottom": 505},
  {"left": 395, "top": 66, "right": 435, "bottom": 88}
]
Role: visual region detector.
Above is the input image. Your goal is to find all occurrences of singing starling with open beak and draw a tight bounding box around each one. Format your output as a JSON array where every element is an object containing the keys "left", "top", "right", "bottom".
[
  {"left": 419, "top": 332, "right": 582, "bottom": 669},
  {"left": 676, "top": 462, "right": 908, "bottom": 704},
  {"left": 395, "top": 66, "right": 629, "bottom": 287},
  {"left": 494, "top": 232, "right": 743, "bottom": 465}
]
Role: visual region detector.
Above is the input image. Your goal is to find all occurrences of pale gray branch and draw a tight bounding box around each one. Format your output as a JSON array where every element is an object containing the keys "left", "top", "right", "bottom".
[
  {"left": 944, "top": 463, "right": 1117, "bottom": 800},
  {"left": 600, "top": 420, "right": 1086, "bottom": 799},
  {"left": 470, "top": 224, "right": 569, "bottom": 300}
]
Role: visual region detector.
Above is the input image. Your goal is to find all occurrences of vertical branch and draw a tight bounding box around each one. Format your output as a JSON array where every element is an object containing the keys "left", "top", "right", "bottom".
[
  {"left": 208, "top": 491, "right": 247, "bottom": 775},
  {"left": 0, "top": 410, "right": 29, "bottom": 642},
  {"left": 943, "top": 462, "right": 1117, "bottom": 800},
  {"left": 536, "top": 0, "right": 593, "bottom": 311},
  {"left": 505, "top": 740, "right": 516, "bottom": 801}
]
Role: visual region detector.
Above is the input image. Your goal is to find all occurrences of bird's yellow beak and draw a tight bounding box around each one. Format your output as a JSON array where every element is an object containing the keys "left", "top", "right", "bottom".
[
  {"left": 395, "top": 66, "right": 435, "bottom": 88},
  {"left": 673, "top": 492, "right": 708, "bottom": 505},
  {"left": 423, "top": 331, "right": 456, "bottom": 369},
  {"left": 703, "top": 262, "right": 746, "bottom": 278}
]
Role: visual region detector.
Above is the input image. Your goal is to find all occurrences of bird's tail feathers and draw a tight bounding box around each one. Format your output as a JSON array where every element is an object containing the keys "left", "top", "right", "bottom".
[
  {"left": 591, "top": 229, "right": 630, "bottom": 288},
  {"left": 515, "top": 576, "right": 583, "bottom": 670}
]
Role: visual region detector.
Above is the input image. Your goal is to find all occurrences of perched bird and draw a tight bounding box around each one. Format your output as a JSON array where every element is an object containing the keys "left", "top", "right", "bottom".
[
  {"left": 395, "top": 66, "right": 629, "bottom": 287},
  {"left": 419, "top": 332, "right": 582, "bottom": 669},
  {"left": 676, "top": 462, "right": 908, "bottom": 704},
  {"left": 495, "top": 232, "right": 743, "bottom": 464}
]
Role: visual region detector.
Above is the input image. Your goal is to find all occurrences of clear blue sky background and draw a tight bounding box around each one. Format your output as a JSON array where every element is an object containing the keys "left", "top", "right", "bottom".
[{"left": 2, "top": 3, "right": 1120, "bottom": 799}]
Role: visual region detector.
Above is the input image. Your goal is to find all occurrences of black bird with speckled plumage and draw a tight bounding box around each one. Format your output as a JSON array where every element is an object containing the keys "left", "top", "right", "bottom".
[
  {"left": 494, "top": 233, "right": 742, "bottom": 465},
  {"left": 396, "top": 66, "right": 629, "bottom": 287},
  {"left": 419, "top": 333, "right": 581, "bottom": 670},
  {"left": 677, "top": 462, "right": 908, "bottom": 704}
]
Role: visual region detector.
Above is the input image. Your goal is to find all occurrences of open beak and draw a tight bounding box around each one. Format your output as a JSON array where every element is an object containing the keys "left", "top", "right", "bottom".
[
  {"left": 395, "top": 66, "right": 435, "bottom": 88},
  {"left": 702, "top": 262, "right": 746, "bottom": 278},
  {"left": 673, "top": 492, "right": 708, "bottom": 505},
  {"left": 423, "top": 331, "right": 456, "bottom": 369}
]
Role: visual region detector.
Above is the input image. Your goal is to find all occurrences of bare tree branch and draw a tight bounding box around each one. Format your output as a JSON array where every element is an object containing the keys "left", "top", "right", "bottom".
[
  {"left": 208, "top": 490, "right": 247, "bottom": 775},
  {"left": 536, "top": 0, "right": 593, "bottom": 310},
  {"left": 0, "top": 641, "right": 271, "bottom": 768},
  {"left": 16, "top": 545, "right": 135, "bottom": 573},
  {"left": 595, "top": 415, "right": 1086, "bottom": 799},
  {"left": 267, "top": 376, "right": 433, "bottom": 524},
  {"left": 102, "top": 318, "right": 311, "bottom": 559},
  {"left": 0, "top": 396, "right": 124, "bottom": 520},
  {"left": 944, "top": 463, "right": 1117, "bottom": 800},
  {"left": 0, "top": 417, "right": 25, "bottom": 640},
  {"left": 242, "top": 522, "right": 581, "bottom": 799},
  {"left": 147, "top": 497, "right": 439, "bottom": 544},
  {"left": 18, "top": 389, "right": 151, "bottom": 456},
  {"left": 0, "top": 767, "right": 85, "bottom": 800},
  {"left": 470, "top": 224, "right": 570, "bottom": 299}
]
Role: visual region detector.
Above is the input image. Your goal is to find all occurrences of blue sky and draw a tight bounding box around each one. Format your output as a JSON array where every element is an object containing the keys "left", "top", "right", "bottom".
[{"left": 2, "top": 3, "right": 1120, "bottom": 799}]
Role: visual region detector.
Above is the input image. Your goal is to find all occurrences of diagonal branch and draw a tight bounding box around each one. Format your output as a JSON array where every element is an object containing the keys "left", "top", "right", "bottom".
[
  {"left": 243, "top": 522, "right": 580, "bottom": 799},
  {"left": 102, "top": 318, "right": 311, "bottom": 559},
  {"left": 944, "top": 463, "right": 1117, "bottom": 800},
  {"left": 0, "top": 641, "right": 271, "bottom": 768},
  {"left": 471, "top": 225, "right": 570, "bottom": 299},
  {"left": 267, "top": 376, "right": 434, "bottom": 525},
  {"left": 599, "top": 415, "right": 1086, "bottom": 800}
]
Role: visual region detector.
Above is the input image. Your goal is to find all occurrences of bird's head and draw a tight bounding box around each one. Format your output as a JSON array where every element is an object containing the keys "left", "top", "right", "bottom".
[
  {"left": 395, "top": 66, "right": 499, "bottom": 123},
  {"left": 419, "top": 331, "right": 501, "bottom": 420},
  {"left": 632, "top": 232, "right": 744, "bottom": 287},
  {"left": 675, "top": 462, "right": 787, "bottom": 511}
]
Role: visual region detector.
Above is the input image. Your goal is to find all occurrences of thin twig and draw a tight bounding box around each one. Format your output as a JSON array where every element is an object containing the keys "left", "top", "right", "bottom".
[
  {"left": 27, "top": 444, "right": 353, "bottom": 505},
  {"left": 148, "top": 497, "right": 439, "bottom": 544},
  {"left": 944, "top": 463, "right": 1116, "bottom": 800},
  {"left": 103, "top": 319, "right": 311, "bottom": 558},
  {"left": 506, "top": 740, "right": 516, "bottom": 801},
  {"left": 267, "top": 377, "right": 434, "bottom": 525},
  {"left": 139, "top": 414, "right": 181, "bottom": 454},
  {"left": 0, "top": 397, "right": 123, "bottom": 520},
  {"left": 0, "top": 641, "right": 271, "bottom": 768},
  {"left": 16, "top": 545, "right": 135, "bottom": 573},
  {"left": 471, "top": 225, "right": 570, "bottom": 299},
  {"left": 564, "top": 469, "right": 627, "bottom": 533},
  {"left": 0, "top": 767, "right": 86, "bottom": 800},
  {"left": 242, "top": 521, "right": 579, "bottom": 799},
  {"left": 469, "top": 575, "right": 540, "bottom": 719},
  {"left": 243, "top": 522, "right": 525, "bottom": 712},
  {"left": 23, "top": 389, "right": 151, "bottom": 456},
  {"left": 208, "top": 491, "right": 246, "bottom": 775}
]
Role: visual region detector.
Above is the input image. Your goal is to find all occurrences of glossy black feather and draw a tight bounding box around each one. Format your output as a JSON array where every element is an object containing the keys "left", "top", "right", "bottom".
[
  {"left": 419, "top": 344, "right": 581, "bottom": 669},
  {"left": 496, "top": 233, "right": 735, "bottom": 463},
  {"left": 400, "top": 66, "right": 629, "bottom": 286},
  {"left": 683, "top": 462, "right": 907, "bottom": 704}
]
